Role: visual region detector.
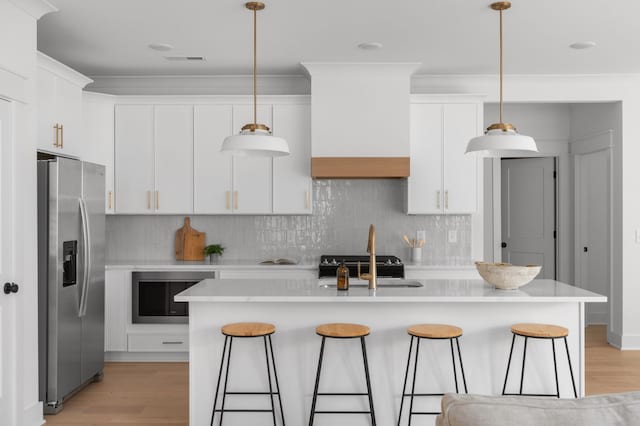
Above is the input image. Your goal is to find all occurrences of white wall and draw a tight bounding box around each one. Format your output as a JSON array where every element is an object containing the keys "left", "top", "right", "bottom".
[{"left": 482, "top": 103, "right": 574, "bottom": 285}]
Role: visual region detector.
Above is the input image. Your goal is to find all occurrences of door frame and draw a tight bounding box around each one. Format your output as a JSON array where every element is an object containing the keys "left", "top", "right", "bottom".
[
  {"left": 572, "top": 130, "right": 614, "bottom": 325},
  {"left": 489, "top": 139, "right": 570, "bottom": 283}
]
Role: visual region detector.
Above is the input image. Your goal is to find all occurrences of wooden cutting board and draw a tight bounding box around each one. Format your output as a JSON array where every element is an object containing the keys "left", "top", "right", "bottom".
[{"left": 175, "top": 217, "right": 206, "bottom": 261}]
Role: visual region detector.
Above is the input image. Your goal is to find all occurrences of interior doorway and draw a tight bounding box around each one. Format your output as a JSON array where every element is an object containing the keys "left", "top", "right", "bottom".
[{"left": 501, "top": 157, "right": 557, "bottom": 279}]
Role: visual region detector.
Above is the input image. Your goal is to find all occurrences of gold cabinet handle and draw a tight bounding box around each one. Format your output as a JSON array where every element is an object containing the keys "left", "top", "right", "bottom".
[
  {"left": 147, "top": 191, "right": 151, "bottom": 210},
  {"left": 305, "top": 191, "right": 310, "bottom": 209},
  {"left": 437, "top": 190, "right": 441, "bottom": 209},
  {"left": 156, "top": 190, "right": 159, "bottom": 210},
  {"left": 225, "top": 191, "right": 231, "bottom": 210},
  {"left": 234, "top": 191, "right": 238, "bottom": 210},
  {"left": 445, "top": 190, "right": 449, "bottom": 209},
  {"left": 60, "top": 124, "right": 64, "bottom": 148},
  {"left": 108, "top": 191, "right": 113, "bottom": 210},
  {"left": 53, "top": 124, "right": 60, "bottom": 147}
]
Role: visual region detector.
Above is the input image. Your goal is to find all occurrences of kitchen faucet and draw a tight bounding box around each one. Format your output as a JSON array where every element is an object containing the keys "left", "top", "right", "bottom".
[{"left": 357, "top": 224, "right": 377, "bottom": 290}]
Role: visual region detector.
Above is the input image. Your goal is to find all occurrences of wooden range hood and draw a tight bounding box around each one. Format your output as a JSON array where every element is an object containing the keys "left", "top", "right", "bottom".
[{"left": 302, "top": 62, "right": 418, "bottom": 178}]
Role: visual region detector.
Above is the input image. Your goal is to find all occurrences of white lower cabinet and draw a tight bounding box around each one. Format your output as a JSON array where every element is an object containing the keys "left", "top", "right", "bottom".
[
  {"left": 127, "top": 333, "right": 189, "bottom": 352},
  {"left": 407, "top": 97, "right": 483, "bottom": 214},
  {"left": 105, "top": 270, "right": 128, "bottom": 352}
]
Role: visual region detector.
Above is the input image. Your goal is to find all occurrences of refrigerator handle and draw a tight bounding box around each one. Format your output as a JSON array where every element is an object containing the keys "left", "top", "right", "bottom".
[{"left": 78, "top": 198, "right": 91, "bottom": 318}]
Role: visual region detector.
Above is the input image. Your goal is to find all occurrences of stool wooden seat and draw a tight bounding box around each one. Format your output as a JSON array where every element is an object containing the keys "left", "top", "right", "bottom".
[
  {"left": 316, "top": 323, "right": 370, "bottom": 338},
  {"left": 221, "top": 322, "right": 275, "bottom": 337},
  {"left": 408, "top": 324, "right": 463, "bottom": 339},
  {"left": 511, "top": 323, "right": 568, "bottom": 338}
]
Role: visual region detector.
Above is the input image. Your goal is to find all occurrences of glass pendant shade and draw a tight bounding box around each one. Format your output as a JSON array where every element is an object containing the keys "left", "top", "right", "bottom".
[
  {"left": 466, "top": 128, "right": 538, "bottom": 157},
  {"left": 221, "top": 128, "right": 289, "bottom": 157}
]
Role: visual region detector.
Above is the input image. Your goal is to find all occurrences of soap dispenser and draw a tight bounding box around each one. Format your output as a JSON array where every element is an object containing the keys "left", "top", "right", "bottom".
[{"left": 336, "top": 259, "right": 349, "bottom": 291}]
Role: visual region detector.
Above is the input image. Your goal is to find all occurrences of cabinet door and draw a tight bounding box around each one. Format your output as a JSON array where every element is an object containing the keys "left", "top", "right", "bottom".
[
  {"left": 56, "top": 77, "right": 83, "bottom": 157},
  {"left": 105, "top": 270, "right": 128, "bottom": 352},
  {"left": 154, "top": 105, "right": 193, "bottom": 214},
  {"left": 82, "top": 93, "right": 115, "bottom": 213},
  {"left": 115, "top": 105, "right": 155, "bottom": 213},
  {"left": 443, "top": 103, "right": 479, "bottom": 213},
  {"left": 272, "top": 104, "right": 312, "bottom": 214},
  {"left": 36, "top": 68, "right": 58, "bottom": 152},
  {"left": 194, "top": 105, "right": 233, "bottom": 214},
  {"left": 232, "top": 104, "right": 273, "bottom": 214},
  {"left": 407, "top": 103, "right": 443, "bottom": 214}
]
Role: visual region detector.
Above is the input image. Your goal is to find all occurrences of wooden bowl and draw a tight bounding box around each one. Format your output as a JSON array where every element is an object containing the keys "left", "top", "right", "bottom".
[{"left": 475, "top": 262, "right": 541, "bottom": 290}]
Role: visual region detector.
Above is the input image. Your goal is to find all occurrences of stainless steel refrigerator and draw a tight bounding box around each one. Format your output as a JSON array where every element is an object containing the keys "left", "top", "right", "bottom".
[{"left": 37, "top": 157, "right": 105, "bottom": 414}]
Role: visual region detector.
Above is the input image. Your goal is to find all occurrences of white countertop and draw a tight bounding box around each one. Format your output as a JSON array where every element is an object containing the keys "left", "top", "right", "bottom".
[{"left": 174, "top": 278, "right": 607, "bottom": 303}]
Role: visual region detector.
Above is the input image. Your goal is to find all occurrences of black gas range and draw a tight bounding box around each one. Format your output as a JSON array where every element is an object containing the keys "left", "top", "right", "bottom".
[{"left": 318, "top": 255, "right": 404, "bottom": 279}]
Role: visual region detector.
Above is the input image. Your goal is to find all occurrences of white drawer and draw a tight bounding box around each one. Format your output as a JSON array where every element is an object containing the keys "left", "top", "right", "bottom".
[{"left": 128, "top": 333, "right": 189, "bottom": 352}]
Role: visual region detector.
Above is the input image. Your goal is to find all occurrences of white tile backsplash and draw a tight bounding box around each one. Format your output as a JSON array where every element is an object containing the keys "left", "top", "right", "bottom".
[{"left": 106, "top": 179, "right": 471, "bottom": 264}]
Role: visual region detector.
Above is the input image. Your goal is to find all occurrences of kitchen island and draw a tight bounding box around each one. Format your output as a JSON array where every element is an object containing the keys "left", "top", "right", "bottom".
[{"left": 176, "top": 279, "right": 605, "bottom": 426}]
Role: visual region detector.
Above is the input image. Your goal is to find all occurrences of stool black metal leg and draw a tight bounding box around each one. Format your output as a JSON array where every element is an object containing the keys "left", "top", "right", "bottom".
[
  {"left": 408, "top": 337, "right": 421, "bottom": 426},
  {"left": 263, "top": 336, "right": 277, "bottom": 425},
  {"left": 552, "top": 338, "right": 560, "bottom": 398},
  {"left": 397, "top": 336, "right": 414, "bottom": 426},
  {"left": 502, "top": 334, "right": 516, "bottom": 395},
  {"left": 309, "top": 336, "right": 326, "bottom": 426},
  {"left": 268, "top": 335, "right": 286, "bottom": 426},
  {"left": 360, "top": 336, "right": 376, "bottom": 426},
  {"left": 211, "top": 336, "right": 229, "bottom": 426},
  {"left": 449, "top": 338, "right": 459, "bottom": 393},
  {"left": 519, "top": 336, "right": 528, "bottom": 395},
  {"left": 219, "top": 336, "right": 234, "bottom": 425},
  {"left": 455, "top": 338, "right": 468, "bottom": 393},
  {"left": 564, "top": 337, "right": 578, "bottom": 398}
]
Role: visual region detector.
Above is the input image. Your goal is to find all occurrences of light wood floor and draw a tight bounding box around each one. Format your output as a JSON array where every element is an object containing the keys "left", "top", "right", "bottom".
[{"left": 45, "top": 325, "right": 640, "bottom": 425}]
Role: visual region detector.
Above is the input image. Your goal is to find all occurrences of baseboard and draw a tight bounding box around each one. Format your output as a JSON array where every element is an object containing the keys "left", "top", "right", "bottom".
[
  {"left": 606, "top": 330, "right": 640, "bottom": 350},
  {"left": 607, "top": 329, "right": 622, "bottom": 349},
  {"left": 23, "top": 400, "right": 44, "bottom": 426},
  {"left": 586, "top": 312, "right": 608, "bottom": 325},
  {"left": 105, "top": 351, "right": 189, "bottom": 362}
]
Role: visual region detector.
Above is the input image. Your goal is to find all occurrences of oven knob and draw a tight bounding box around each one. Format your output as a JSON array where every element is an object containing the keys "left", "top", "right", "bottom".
[
  {"left": 331, "top": 259, "right": 337, "bottom": 265},
  {"left": 396, "top": 259, "right": 402, "bottom": 265},
  {"left": 386, "top": 259, "right": 392, "bottom": 265},
  {"left": 322, "top": 259, "right": 329, "bottom": 265}
]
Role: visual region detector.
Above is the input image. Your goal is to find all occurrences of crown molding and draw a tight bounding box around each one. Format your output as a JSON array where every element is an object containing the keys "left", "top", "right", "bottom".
[{"left": 9, "top": 0, "right": 57, "bottom": 19}]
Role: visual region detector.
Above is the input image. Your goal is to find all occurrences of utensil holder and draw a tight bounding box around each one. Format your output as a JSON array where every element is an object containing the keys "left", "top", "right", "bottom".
[{"left": 411, "top": 247, "right": 422, "bottom": 262}]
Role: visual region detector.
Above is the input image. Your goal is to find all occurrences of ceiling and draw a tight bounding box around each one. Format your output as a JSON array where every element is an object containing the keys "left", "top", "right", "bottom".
[{"left": 37, "top": 0, "right": 640, "bottom": 77}]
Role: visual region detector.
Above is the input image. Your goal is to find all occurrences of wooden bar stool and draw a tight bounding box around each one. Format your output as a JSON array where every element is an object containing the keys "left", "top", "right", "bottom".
[
  {"left": 502, "top": 323, "right": 577, "bottom": 398},
  {"left": 309, "top": 323, "right": 376, "bottom": 426},
  {"left": 397, "top": 324, "right": 468, "bottom": 424},
  {"left": 210, "top": 322, "right": 285, "bottom": 426}
]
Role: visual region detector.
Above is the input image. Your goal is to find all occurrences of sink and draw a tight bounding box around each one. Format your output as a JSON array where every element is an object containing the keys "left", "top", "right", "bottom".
[{"left": 318, "top": 278, "right": 423, "bottom": 288}]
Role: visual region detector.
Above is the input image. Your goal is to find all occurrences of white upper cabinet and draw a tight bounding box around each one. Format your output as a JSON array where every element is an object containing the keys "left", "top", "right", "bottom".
[
  {"left": 194, "top": 105, "right": 233, "bottom": 214},
  {"left": 407, "top": 97, "right": 482, "bottom": 214},
  {"left": 273, "top": 104, "right": 312, "bottom": 214},
  {"left": 154, "top": 105, "right": 194, "bottom": 214},
  {"left": 115, "top": 105, "right": 155, "bottom": 214},
  {"left": 82, "top": 92, "right": 115, "bottom": 213},
  {"left": 36, "top": 52, "right": 92, "bottom": 157},
  {"left": 231, "top": 104, "right": 273, "bottom": 214}
]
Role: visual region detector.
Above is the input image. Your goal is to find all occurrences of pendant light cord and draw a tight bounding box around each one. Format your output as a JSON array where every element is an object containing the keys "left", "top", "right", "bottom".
[
  {"left": 499, "top": 8, "right": 503, "bottom": 125},
  {"left": 253, "top": 7, "right": 258, "bottom": 127}
]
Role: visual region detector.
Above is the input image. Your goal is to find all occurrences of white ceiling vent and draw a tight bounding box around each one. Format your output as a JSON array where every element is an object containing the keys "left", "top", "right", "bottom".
[{"left": 164, "top": 56, "right": 206, "bottom": 62}]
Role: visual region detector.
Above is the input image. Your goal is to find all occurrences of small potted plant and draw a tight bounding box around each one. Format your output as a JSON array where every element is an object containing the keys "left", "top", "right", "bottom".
[{"left": 204, "top": 244, "right": 225, "bottom": 263}]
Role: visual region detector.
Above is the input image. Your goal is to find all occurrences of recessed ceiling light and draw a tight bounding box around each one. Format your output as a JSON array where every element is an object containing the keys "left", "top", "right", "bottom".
[
  {"left": 148, "top": 43, "right": 174, "bottom": 52},
  {"left": 357, "top": 42, "right": 383, "bottom": 50},
  {"left": 570, "top": 41, "right": 596, "bottom": 50}
]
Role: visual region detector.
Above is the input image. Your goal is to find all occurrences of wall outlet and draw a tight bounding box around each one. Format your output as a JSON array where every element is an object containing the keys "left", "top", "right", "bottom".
[
  {"left": 448, "top": 230, "right": 458, "bottom": 243},
  {"left": 416, "top": 230, "right": 426, "bottom": 242}
]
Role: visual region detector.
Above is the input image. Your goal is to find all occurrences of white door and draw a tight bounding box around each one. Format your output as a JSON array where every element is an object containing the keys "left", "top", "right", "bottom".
[
  {"left": 0, "top": 99, "right": 17, "bottom": 423},
  {"left": 576, "top": 149, "right": 610, "bottom": 323},
  {"left": 407, "top": 103, "right": 443, "bottom": 213},
  {"left": 154, "top": 105, "right": 194, "bottom": 214},
  {"left": 115, "top": 105, "right": 155, "bottom": 213},
  {"left": 193, "top": 105, "right": 233, "bottom": 214},
  {"left": 501, "top": 157, "right": 556, "bottom": 278},
  {"left": 232, "top": 104, "right": 272, "bottom": 214},
  {"left": 443, "top": 103, "right": 479, "bottom": 213},
  {"left": 272, "top": 104, "right": 312, "bottom": 214}
]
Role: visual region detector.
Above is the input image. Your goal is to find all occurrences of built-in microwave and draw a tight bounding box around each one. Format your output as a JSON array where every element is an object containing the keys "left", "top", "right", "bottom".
[{"left": 132, "top": 271, "right": 215, "bottom": 324}]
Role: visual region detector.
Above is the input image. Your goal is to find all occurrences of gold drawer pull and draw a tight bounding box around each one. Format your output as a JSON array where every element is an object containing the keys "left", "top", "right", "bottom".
[
  {"left": 437, "top": 191, "right": 441, "bottom": 209},
  {"left": 234, "top": 191, "right": 238, "bottom": 210},
  {"left": 147, "top": 191, "right": 151, "bottom": 210},
  {"left": 305, "top": 191, "right": 310, "bottom": 209},
  {"left": 445, "top": 190, "right": 449, "bottom": 209},
  {"left": 53, "top": 124, "right": 60, "bottom": 147},
  {"left": 156, "top": 191, "right": 159, "bottom": 210},
  {"left": 60, "top": 124, "right": 64, "bottom": 148},
  {"left": 226, "top": 191, "right": 231, "bottom": 210},
  {"left": 108, "top": 191, "right": 113, "bottom": 209}
]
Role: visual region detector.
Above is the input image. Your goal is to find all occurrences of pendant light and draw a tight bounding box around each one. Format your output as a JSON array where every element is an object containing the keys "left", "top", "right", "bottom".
[
  {"left": 221, "top": 2, "right": 289, "bottom": 157},
  {"left": 465, "top": 2, "right": 538, "bottom": 157}
]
